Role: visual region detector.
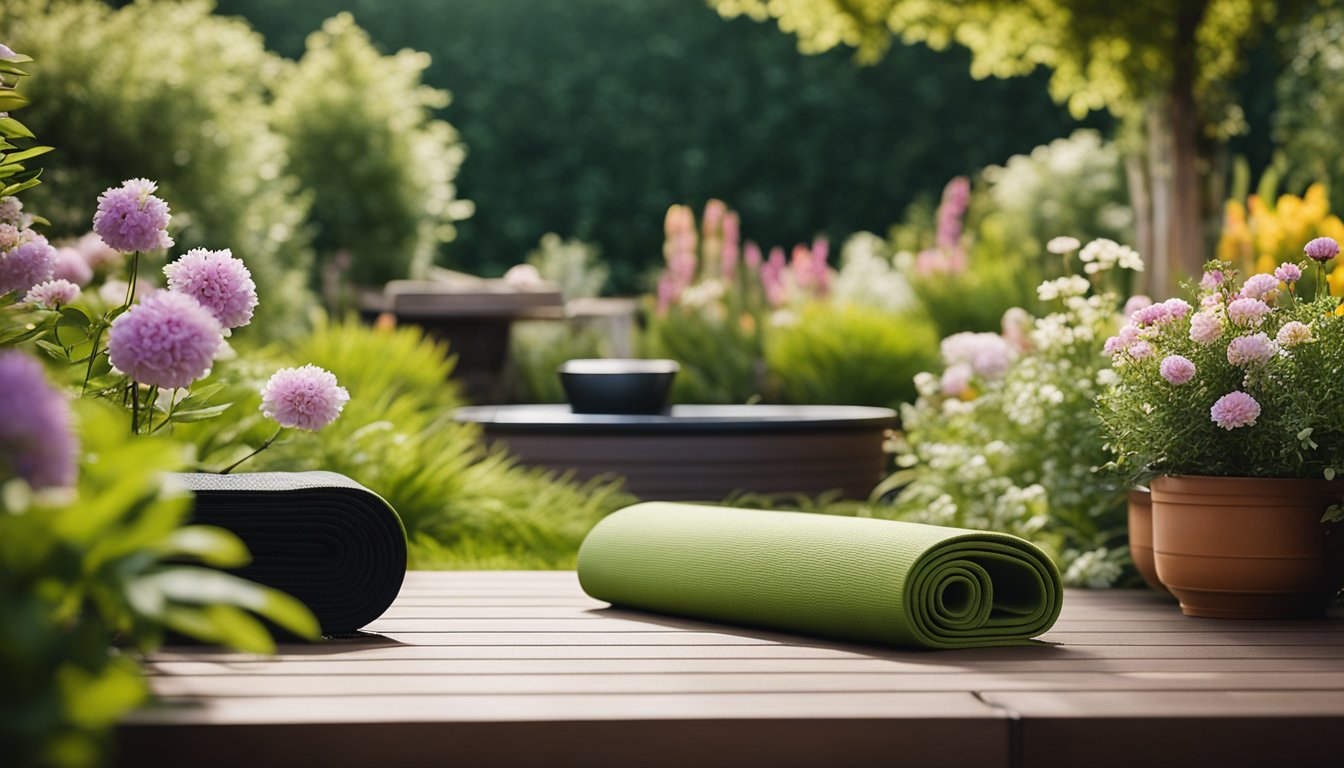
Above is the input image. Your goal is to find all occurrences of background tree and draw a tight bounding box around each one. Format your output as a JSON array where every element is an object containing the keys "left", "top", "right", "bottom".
[
  {"left": 2, "top": 0, "right": 315, "bottom": 332},
  {"left": 710, "top": 0, "right": 1303, "bottom": 292},
  {"left": 272, "top": 12, "right": 471, "bottom": 291},
  {"left": 217, "top": 0, "right": 1095, "bottom": 291}
]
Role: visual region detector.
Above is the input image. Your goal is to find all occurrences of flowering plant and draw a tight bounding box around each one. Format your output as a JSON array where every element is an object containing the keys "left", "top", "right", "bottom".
[
  {"left": 1098, "top": 239, "right": 1344, "bottom": 481},
  {"left": 880, "top": 237, "right": 1141, "bottom": 587}
]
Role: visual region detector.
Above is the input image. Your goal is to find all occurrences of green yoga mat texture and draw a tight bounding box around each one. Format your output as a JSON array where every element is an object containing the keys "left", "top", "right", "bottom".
[{"left": 578, "top": 503, "right": 1063, "bottom": 649}]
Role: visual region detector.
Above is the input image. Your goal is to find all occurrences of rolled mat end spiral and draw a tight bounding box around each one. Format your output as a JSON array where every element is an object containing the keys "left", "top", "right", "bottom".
[{"left": 173, "top": 471, "right": 407, "bottom": 636}]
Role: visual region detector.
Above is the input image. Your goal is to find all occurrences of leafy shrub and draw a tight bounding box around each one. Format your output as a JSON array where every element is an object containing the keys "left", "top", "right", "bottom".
[
  {"left": 525, "top": 233, "right": 608, "bottom": 300},
  {"left": 2, "top": 0, "right": 315, "bottom": 334},
  {"left": 273, "top": 13, "right": 470, "bottom": 288},
  {"left": 765, "top": 303, "right": 938, "bottom": 409}
]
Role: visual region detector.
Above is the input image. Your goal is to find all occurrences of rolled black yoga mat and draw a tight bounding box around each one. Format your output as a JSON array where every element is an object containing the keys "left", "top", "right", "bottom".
[
  {"left": 174, "top": 471, "right": 407, "bottom": 635},
  {"left": 579, "top": 503, "right": 1063, "bottom": 649}
]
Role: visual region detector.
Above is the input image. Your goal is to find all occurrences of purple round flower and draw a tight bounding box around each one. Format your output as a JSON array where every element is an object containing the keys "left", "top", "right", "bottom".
[
  {"left": 51, "top": 246, "right": 93, "bottom": 286},
  {"left": 92, "top": 178, "right": 174, "bottom": 254},
  {"left": 1210, "top": 391, "right": 1260, "bottom": 430},
  {"left": 0, "top": 231, "right": 56, "bottom": 295},
  {"left": 1159, "top": 355, "right": 1196, "bottom": 385},
  {"left": 1239, "top": 273, "right": 1279, "bottom": 300},
  {"left": 1226, "top": 333, "right": 1275, "bottom": 367},
  {"left": 259, "top": 365, "right": 350, "bottom": 431},
  {"left": 0, "top": 351, "right": 77, "bottom": 488},
  {"left": 1226, "top": 297, "right": 1271, "bottom": 327},
  {"left": 1304, "top": 237, "right": 1340, "bottom": 263},
  {"left": 1161, "top": 298, "right": 1192, "bottom": 320},
  {"left": 107, "top": 291, "right": 223, "bottom": 389},
  {"left": 24, "top": 279, "right": 81, "bottom": 310},
  {"left": 1274, "top": 263, "right": 1302, "bottom": 284},
  {"left": 163, "top": 248, "right": 258, "bottom": 329},
  {"left": 1188, "top": 310, "right": 1224, "bottom": 345},
  {"left": 1199, "top": 270, "right": 1224, "bottom": 292}
]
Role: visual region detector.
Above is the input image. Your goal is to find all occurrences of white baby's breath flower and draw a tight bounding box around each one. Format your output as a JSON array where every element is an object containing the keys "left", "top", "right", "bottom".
[{"left": 1046, "top": 236, "right": 1081, "bottom": 255}]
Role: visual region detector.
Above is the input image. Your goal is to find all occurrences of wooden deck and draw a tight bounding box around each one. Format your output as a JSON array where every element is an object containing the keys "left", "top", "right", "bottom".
[{"left": 122, "top": 571, "right": 1344, "bottom": 768}]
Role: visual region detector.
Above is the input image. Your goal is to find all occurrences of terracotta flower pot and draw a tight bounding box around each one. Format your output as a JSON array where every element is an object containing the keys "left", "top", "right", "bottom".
[
  {"left": 1126, "top": 488, "right": 1171, "bottom": 596},
  {"left": 1150, "top": 475, "right": 1344, "bottom": 619}
]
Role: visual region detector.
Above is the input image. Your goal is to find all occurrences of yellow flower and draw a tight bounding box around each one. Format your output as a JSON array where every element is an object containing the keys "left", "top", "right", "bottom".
[{"left": 1329, "top": 265, "right": 1344, "bottom": 297}]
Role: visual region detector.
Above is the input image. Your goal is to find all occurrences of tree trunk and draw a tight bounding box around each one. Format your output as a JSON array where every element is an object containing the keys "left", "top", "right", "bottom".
[{"left": 1145, "top": 1, "right": 1209, "bottom": 297}]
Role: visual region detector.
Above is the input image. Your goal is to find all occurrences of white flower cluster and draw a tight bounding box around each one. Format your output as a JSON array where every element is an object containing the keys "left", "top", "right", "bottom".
[
  {"left": 1078, "top": 238, "right": 1144, "bottom": 274},
  {"left": 888, "top": 244, "right": 1133, "bottom": 587}
]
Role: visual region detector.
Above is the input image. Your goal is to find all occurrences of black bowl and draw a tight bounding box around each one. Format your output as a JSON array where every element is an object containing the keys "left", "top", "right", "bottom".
[{"left": 558, "top": 359, "right": 680, "bottom": 415}]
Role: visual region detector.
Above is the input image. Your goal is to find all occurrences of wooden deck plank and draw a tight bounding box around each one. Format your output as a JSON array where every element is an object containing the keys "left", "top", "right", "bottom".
[{"left": 121, "top": 572, "right": 1344, "bottom": 768}]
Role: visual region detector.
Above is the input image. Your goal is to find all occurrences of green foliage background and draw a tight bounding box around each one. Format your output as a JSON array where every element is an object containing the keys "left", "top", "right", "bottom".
[{"left": 215, "top": 0, "right": 1091, "bottom": 291}]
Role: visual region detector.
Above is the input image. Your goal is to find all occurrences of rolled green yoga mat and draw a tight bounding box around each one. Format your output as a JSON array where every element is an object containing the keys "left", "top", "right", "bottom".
[
  {"left": 578, "top": 503, "right": 1063, "bottom": 649},
  {"left": 173, "top": 471, "right": 407, "bottom": 636}
]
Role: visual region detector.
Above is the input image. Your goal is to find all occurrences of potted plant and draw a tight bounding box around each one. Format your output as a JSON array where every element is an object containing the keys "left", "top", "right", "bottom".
[{"left": 1098, "top": 240, "right": 1344, "bottom": 618}]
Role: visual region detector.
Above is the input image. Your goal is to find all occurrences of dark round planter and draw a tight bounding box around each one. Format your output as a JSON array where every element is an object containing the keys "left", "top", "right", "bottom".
[
  {"left": 454, "top": 404, "right": 897, "bottom": 501},
  {"left": 558, "top": 358, "right": 679, "bottom": 415}
]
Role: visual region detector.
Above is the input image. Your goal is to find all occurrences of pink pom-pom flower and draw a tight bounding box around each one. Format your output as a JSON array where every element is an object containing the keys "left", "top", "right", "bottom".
[
  {"left": 260, "top": 365, "right": 350, "bottom": 431},
  {"left": 163, "top": 248, "right": 258, "bottom": 329},
  {"left": 108, "top": 291, "right": 223, "bottom": 389}
]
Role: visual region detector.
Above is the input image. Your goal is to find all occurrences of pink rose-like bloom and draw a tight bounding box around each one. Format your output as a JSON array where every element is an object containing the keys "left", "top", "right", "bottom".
[
  {"left": 1226, "top": 297, "right": 1271, "bottom": 327},
  {"left": 1127, "top": 341, "right": 1154, "bottom": 360},
  {"left": 24, "top": 279, "right": 81, "bottom": 309},
  {"left": 1159, "top": 355, "right": 1196, "bottom": 385},
  {"left": 1226, "top": 333, "right": 1275, "bottom": 367},
  {"left": 260, "top": 364, "right": 350, "bottom": 431},
  {"left": 1210, "top": 390, "right": 1260, "bottom": 430},
  {"left": 164, "top": 248, "right": 258, "bottom": 329},
  {"left": 0, "top": 231, "right": 56, "bottom": 295},
  {"left": 107, "top": 291, "right": 222, "bottom": 389},
  {"left": 1239, "top": 273, "right": 1279, "bottom": 300},
  {"left": 1200, "top": 270, "right": 1224, "bottom": 291},
  {"left": 1161, "top": 298, "right": 1192, "bottom": 320},
  {"left": 51, "top": 246, "right": 93, "bottom": 286},
  {"left": 1122, "top": 295, "right": 1152, "bottom": 318},
  {"left": 0, "top": 196, "right": 23, "bottom": 226},
  {"left": 1104, "top": 324, "right": 1141, "bottom": 356},
  {"left": 940, "top": 363, "right": 973, "bottom": 397},
  {"left": 1277, "top": 321, "right": 1313, "bottom": 347},
  {"left": 940, "top": 332, "right": 1014, "bottom": 379},
  {"left": 1305, "top": 236, "right": 1340, "bottom": 263},
  {"left": 1188, "top": 310, "right": 1224, "bottom": 345},
  {"left": 0, "top": 351, "right": 77, "bottom": 488},
  {"left": 1200, "top": 293, "right": 1224, "bottom": 309},
  {"left": 1130, "top": 303, "right": 1170, "bottom": 327},
  {"left": 1274, "top": 263, "right": 1302, "bottom": 284},
  {"left": 92, "top": 178, "right": 174, "bottom": 254}
]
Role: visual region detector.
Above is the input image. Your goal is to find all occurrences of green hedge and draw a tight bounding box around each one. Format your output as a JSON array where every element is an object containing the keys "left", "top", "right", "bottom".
[{"left": 216, "top": 0, "right": 1090, "bottom": 291}]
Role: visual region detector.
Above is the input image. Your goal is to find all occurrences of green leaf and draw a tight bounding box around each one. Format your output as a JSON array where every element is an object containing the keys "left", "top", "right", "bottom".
[
  {"left": 28, "top": 213, "right": 50, "bottom": 227},
  {"left": 0, "top": 63, "right": 29, "bottom": 77},
  {"left": 59, "top": 306, "right": 92, "bottom": 329},
  {"left": 157, "top": 525, "right": 251, "bottom": 568},
  {"left": 0, "top": 91, "right": 30, "bottom": 111},
  {"left": 0, "top": 145, "right": 52, "bottom": 165},
  {"left": 1, "top": 175, "right": 42, "bottom": 196},
  {"left": 58, "top": 658, "right": 148, "bottom": 728},
  {"left": 2, "top": 53, "right": 33, "bottom": 64},
  {"left": 162, "top": 603, "right": 275, "bottom": 654},
  {"left": 139, "top": 567, "right": 320, "bottom": 640},
  {"left": 169, "top": 403, "right": 234, "bottom": 423},
  {"left": 35, "top": 340, "right": 69, "bottom": 362},
  {"left": 0, "top": 117, "right": 35, "bottom": 139}
]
